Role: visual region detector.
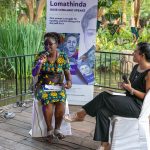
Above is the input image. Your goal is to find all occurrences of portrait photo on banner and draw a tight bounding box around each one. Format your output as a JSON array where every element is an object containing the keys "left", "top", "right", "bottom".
[
  {"left": 81, "top": 5, "right": 97, "bottom": 54},
  {"left": 58, "top": 33, "right": 80, "bottom": 75}
]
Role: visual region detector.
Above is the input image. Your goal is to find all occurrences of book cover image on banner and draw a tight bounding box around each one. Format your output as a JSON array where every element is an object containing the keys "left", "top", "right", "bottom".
[
  {"left": 46, "top": 0, "right": 98, "bottom": 105},
  {"left": 77, "top": 46, "right": 95, "bottom": 85}
]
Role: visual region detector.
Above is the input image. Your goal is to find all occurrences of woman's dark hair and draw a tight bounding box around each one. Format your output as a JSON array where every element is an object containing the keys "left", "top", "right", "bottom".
[
  {"left": 137, "top": 42, "right": 150, "bottom": 62},
  {"left": 44, "top": 32, "right": 64, "bottom": 44}
]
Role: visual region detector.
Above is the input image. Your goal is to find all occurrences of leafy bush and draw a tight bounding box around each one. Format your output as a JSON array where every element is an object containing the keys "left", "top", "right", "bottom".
[
  {"left": 96, "top": 25, "right": 150, "bottom": 52},
  {"left": 138, "top": 27, "right": 150, "bottom": 42}
]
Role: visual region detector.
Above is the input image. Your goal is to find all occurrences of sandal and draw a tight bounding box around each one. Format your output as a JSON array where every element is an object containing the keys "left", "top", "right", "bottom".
[
  {"left": 54, "top": 129, "right": 65, "bottom": 140},
  {"left": 63, "top": 113, "right": 84, "bottom": 122},
  {"left": 46, "top": 130, "right": 56, "bottom": 143},
  {"left": 97, "top": 144, "right": 111, "bottom": 150}
]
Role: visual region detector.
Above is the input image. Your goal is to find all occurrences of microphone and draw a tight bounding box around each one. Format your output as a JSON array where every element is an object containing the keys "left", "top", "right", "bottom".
[
  {"left": 44, "top": 51, "right": 50, "bottom": 56},
  {"left": 122, "top": 74, "right": 128, "bottom": 84},
  {"left": 38, "top": 51, "right": 50, "bottom": 63}
]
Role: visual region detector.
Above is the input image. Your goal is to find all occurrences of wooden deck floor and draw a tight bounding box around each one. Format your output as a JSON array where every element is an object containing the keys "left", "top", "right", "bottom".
[{"left": 0, "top": 89, "right": 101, "bottom": 150}]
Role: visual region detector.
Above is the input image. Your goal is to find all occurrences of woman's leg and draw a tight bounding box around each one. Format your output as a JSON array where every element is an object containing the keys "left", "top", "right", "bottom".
[
  {"left": 94, "top": 108, "right": 112, "bottom": 142},
  {"left": 54, "top": 102, "right": 65, "bottom": 130},
  {"left": 43, "top": 103, "right": 54, "bottom": 132},
  {"left": 65, "top": 92, "right": 141, "bottom": 143},
  {"left": 82, "top": 92, "right": 110, "bottom": 117},
  {"left": 54, "top": 102, "right": 65, "bottom": 139},
  {"left": 92, "top": 94, "right": 141, "bottom": 143},
  {"left": 64, "top": 92, "right": 108, "bottom": 122}
]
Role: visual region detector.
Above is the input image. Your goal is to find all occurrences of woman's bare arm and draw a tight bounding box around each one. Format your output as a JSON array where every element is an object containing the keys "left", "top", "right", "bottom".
[
  {"left": 64, "top": 70, "right": 72, "bottom": 89},
  {"left": 145, "top": 71, "right": 150, "bottom": 92}
]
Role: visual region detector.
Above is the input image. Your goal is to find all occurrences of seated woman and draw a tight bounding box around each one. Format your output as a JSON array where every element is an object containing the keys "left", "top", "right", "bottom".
[
  {"left": 64, "top": 42, "right": 150, "bottom": 150},
  {"left": 32, "top": 32, "right": 72, "bottom": 142}
]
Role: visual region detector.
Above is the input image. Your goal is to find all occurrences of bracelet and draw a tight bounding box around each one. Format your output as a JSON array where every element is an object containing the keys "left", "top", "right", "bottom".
[{"left": 130, "top": 88, "right": 134, "bottom": 95}]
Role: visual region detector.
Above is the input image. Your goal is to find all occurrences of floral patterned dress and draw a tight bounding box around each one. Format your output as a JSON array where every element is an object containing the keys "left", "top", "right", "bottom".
[{"left": 33, "top": 51, "right": 70, "bottom": 105}]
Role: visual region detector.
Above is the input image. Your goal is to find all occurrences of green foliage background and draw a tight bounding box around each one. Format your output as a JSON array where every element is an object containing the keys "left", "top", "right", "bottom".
[
  {"left": 0, "top": 15, "right": 43, "bottom": 57},
  {"left": 0, "top": 14, "right": 44, "bottom": 78},
  {"left": 0, "top": 0, "right": 150, "bottom": 78}
]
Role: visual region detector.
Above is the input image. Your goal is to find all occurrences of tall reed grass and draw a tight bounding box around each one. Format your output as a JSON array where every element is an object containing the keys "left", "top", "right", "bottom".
[
  {"left": 0, "top": 15, "right": 43, "bottom": 56},
  {"left": 0, "top": 15, "right": 44, "bottom": 78}
]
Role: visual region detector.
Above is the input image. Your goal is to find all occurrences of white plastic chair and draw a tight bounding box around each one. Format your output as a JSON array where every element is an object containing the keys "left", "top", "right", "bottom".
[{"left": 111, "top": 90, "right": 150, "bottom": 150}]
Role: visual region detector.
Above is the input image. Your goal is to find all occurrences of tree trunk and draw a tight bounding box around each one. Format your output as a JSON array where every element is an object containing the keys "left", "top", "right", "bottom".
[
  {"left": 34, "top": 0, "right": 46, "bottom": 23},
  {"left": 25, "top": 0, "right": 34, "bottom": 23},
  {"left": 122, "top": 0, "right": 127, "bottom": 24},
  {"left": 134, "top": 0, "right": 140, "bottom": 27},
  {"left": 18, "top": 13, "right": 29, "bottom": 23}
]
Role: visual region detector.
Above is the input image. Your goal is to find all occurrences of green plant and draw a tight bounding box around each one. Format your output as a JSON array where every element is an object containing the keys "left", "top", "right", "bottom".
[
  {"left": 96, "top": 26, "right": 136, "bottom": 52},
  {"left": 138, "top": 27, "right": 150, "bottom": 43},
  {"left": 0, "top": 15, "right": 43, "bottom": 78}
]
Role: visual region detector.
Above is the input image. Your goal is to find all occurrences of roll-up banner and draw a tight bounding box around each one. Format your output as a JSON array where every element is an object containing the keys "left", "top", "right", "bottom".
[{"left": 46, "top": 0, "right": 98, "bottom": 105}]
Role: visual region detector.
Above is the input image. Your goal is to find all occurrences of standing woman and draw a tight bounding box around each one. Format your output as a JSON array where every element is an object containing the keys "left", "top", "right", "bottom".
[{"left": 32, "top": 32, "right": 72, "bottom": 141}]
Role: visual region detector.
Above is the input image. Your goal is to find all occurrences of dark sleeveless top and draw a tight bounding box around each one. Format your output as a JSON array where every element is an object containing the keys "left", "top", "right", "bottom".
[{"left": 126, "top": 64, "right": 150, "bottom": 106}]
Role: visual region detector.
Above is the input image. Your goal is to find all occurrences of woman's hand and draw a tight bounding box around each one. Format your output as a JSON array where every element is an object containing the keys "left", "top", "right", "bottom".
[
  {"left": 64, "top": 70, "right": 72, "bottom": 89},
  {"left": 38, "top": 54, "right": 47, "bottom": 64},
  {"left": 122, "top": 80, "right": 132, "bottom": 92},
  {"left": 32, "top": 54, "right": 47, "bottom": 76},
  {"left": 118, "top": 82, "right": 124, "bottom": 89},
  {"left": 123, "top": 79, "right": 146, "bottom": 99},
  {"left": 64, "top": 81, "right": 72, "bottom": 89}
]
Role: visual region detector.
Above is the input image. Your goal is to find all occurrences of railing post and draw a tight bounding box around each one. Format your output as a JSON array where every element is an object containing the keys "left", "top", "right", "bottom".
[
  {"left": 19, "top": 56, "right": 23, "bottom": 105},
  {"left": 15, "top": 57, "right": 18, "bottom": 96},
  {"left": 24, "top": 56, "right": 26, "bottom": 94}
]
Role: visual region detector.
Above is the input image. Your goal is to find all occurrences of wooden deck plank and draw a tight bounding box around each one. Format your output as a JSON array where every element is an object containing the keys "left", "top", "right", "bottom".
[
  {"left": 6, "top": 119, "right": 31, "bottom": 130},
  {"left": 63, "top": 136, "right": 99, "bottom": 150},
  {"left": 12, "top": 114, "right": 31, "bottom": 124},
  {"left": 0, "top": 136, "right": 38, "bottom": 150},
  {"left": 20, "top": 138, "right": 67, "bottom": 150},
  {"left": 22, "top": 137, "right": 92, "bottom": 150},
  {"left": 0, "top": 137, "right": 14, "bottom": 150},
  {"left": 0, "top": 145, "right": 10, "bottom": 150},
  {"left": 0, "top": 122, "right": 31, "bottom": 138},
  {"left": 0, "top": 103, "right": 100, "bottom": 150},
  {"left": 0, "top": 129, "right": 26, "bottom": 142}
]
